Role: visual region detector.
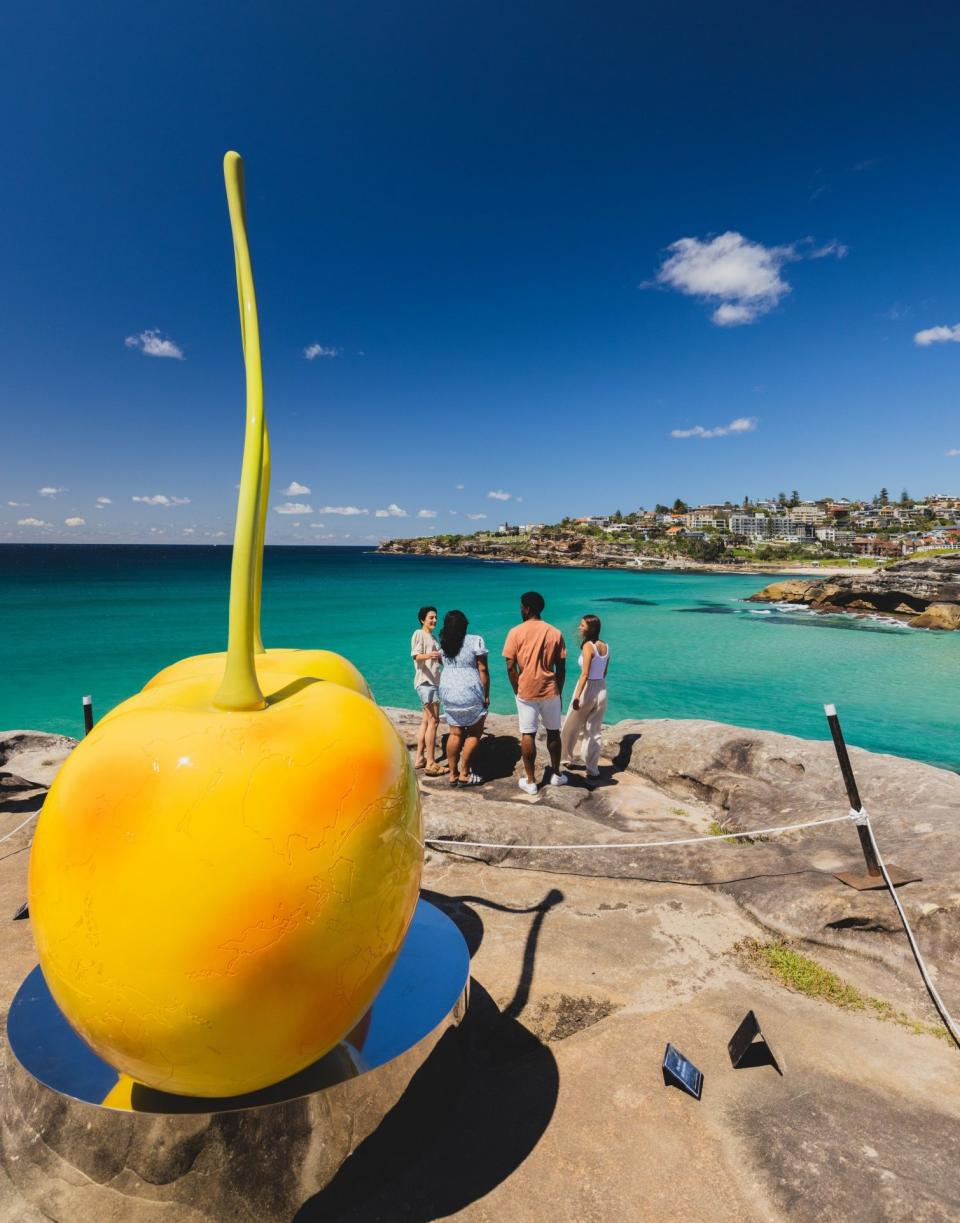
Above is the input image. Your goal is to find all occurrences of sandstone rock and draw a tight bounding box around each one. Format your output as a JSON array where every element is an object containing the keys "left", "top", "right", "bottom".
[
  {"left": 908, "top": 601, "right": 960, "bottom": 630},
  {"left": 747, "top": 579, "right": 815, "bottom": 603},
  {"left": 0, "top": 731, "right": 76, "bottom": 788},
  {"left": 750, "top": 554, "right": 960, "bottom": 625}
]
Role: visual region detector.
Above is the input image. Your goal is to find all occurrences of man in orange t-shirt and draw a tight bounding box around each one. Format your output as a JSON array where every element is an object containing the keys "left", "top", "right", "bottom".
[{"left": 502, "top": 591, "right": 567, "bottom": 795}]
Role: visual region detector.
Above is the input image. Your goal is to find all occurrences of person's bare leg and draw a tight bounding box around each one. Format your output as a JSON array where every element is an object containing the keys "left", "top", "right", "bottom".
[
  {"left": 446, "top": 726, "right": 463, "bottom": 782},
  {"left": 425, "top": 702, "right": 440, "bottom": 762},
  {"left": 459, "top": 717, "right": 486, "bottom": 780},
  {"left": 520, "top": 732, "right": 537, "bottom": 784},
  {"left": 546, "top": 729, "right": 562, "bottom": 778},
  {"left": 414, "top": 707, "right": 428, "bottom": 767}
]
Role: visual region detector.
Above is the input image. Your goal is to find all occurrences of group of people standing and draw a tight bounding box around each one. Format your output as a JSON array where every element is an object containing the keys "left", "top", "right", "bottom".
[{"left": 410, "top": 591, "right": 610, "bottom": 794}]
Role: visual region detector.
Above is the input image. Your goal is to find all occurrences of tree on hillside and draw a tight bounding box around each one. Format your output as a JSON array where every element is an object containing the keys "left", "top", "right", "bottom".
[
  {"left": 743, "top": 495, "right": 752, "bottom": 507},
  {"left": 900, "top": 489, "right": 911, "bottom": 506},
  {"left": 789, "top": 489, "right": 800, "bottom": 507},
  {"left": 655, "top": 503, "right": 669, "bottom": 514},
  {"left": 672, "top": 498, "right": 689, "bottom": 514},
  {"left": 878, "top": 487, "right": 889, "bottom": 505},
  {"left": 777, "top": 491, "right": 787, "bottom": 507},
  {"left": 611, "top": 509, "right": 623, "bottom": 522}
]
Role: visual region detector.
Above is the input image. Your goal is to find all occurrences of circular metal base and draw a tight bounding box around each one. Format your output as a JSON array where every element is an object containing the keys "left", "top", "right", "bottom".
[{"left": 2, "top": 898, "right": 469, "bottom": 1221}]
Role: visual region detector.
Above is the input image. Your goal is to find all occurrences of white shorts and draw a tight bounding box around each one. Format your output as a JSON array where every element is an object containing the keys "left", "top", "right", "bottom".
[{"left": 516, "top": 694, "right": 563, "bottom": 734}]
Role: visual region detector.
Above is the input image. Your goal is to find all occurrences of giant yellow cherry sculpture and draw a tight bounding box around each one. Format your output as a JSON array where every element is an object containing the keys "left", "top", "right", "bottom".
[{"left": 28, "top": 153, "right": 423, "bottom": 1097}]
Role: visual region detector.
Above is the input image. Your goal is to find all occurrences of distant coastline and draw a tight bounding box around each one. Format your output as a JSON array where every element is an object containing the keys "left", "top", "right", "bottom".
[{"left": 376, "top": 536, "right": 871, "bottom": 578}]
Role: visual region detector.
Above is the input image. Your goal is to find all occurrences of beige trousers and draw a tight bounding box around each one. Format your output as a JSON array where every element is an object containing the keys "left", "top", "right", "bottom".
[{"left": 560, "top": 679, "right": 608, "bottom": 772}]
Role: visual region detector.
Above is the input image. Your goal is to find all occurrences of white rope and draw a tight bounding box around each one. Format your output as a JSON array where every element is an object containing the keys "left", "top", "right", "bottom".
[
  {"left": 0, "top": 811, "right": 40, "bottom": 845},
  {"left": 425, "top": 812, "right": 855, "bottom": 852},
  {"left": 863, "top": 812, "right": 960, "bottom": 1050}
]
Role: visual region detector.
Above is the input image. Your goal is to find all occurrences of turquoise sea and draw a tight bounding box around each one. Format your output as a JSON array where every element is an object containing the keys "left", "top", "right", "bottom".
[{"left": 2, "top": 544, "right": 957, "bottom": 772}]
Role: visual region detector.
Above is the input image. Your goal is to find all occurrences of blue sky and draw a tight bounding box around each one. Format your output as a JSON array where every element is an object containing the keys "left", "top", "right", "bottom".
[{"left": 2, "top": 1, "right": 960, "bottom": 544}]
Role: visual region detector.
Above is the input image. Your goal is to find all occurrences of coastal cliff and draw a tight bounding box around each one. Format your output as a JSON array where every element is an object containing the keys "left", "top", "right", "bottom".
[
  {"left": 378, "top": 530, "right": 661, "bottom": 568},
  {"left": 748, "top": 554, "right": 960, "bottom": 628}
]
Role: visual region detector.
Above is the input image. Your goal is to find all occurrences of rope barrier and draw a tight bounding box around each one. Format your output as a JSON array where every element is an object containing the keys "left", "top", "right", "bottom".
[
  {"left": 0, "top": 811, "right": 40, "bottom": 846},
  {"left": 425, "top": 812, "right": 856, "bottom": 852},
  {"left": 862, "top": 811, "right": 960, "bottom": 1050}
]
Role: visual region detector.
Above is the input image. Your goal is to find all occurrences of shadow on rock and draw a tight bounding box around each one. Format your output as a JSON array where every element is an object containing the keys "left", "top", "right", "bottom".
[{"left": 296, "top": 889, "right": 563, "bottom": 1222}]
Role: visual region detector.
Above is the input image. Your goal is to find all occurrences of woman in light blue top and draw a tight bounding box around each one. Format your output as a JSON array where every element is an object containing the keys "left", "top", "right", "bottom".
[{"left": 438, "top": 609, "right": 489, "bottom": 786}]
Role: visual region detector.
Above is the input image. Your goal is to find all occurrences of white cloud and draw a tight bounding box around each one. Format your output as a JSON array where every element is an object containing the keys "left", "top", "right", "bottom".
[
  {"left": 182, "top": 527, "right": 196, "bottom": 535},
  {"left": 487, "top": 490, "right": 512, "bottom": 501},
  {"left": 466, "top": 512, "right": 488, "bottom": 520},
  {"left": 64, "top": 517, "right": 85, "bottom": 527},
  {"left": 132, "top": 494, "right": 191, "bottom": 506},
  {"left": 654, "top": 231, "right": 845, "bottom": 326},
  {"left": 96, "top": 496, "right": 112, "bottom": 505},
  {"left": 373, "top": 504, "right": 407, "bottom": 518},
  {"left": 417, "top": 508, "right": 438, "bottom": 518},
  {"left": 455, "top": 483, "right": 465, "bottom": 490},
  {"left": 946, "top": 448, "right": 960, "bottom": 457},
  {"left": 284, "top": 481, "right": 311, "bottom": 496},
  {"left": 670, "top": 417, "right": 758, "bottom": 440},
  {"left": 18, "top": 517, "right": 51, "bottom": 527},
  {"left": 274, "top": 502, "right": 313, "bottom": 515},
  {"left": 319, "top": 505, "right": 369, "bottom": 516},
  {"left": 38, "top": 486, "right": 65, "bottom": 497},
  {"left": 915, "top": 324, "right": 960, "bottom": 346},
  {"left": 309, "top": 522, "right": 330, "bottom": 529},
  {"left": 7, "top": 500, "right": 27, "bottom": 507},
  {"left": 125, "top": 329, "right": 184, "bottom": 359},
  {"left": 304, "top": 344, "right": 341, "bottom": 360}
]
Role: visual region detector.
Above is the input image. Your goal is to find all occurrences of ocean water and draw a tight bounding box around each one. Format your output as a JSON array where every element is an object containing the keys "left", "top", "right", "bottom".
[{"left": 2, "top": 544, "right": 957, "bottom": 772}]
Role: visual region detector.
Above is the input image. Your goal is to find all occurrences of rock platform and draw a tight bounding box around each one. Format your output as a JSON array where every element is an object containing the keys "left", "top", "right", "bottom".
[{"left": 2, "top": 715, "right": 959, "bottom": 1221}]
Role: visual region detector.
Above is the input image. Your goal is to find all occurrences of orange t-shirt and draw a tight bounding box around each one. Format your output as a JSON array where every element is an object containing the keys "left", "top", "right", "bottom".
[{"left": 502, "top": 619, "right": 567, "bottom": 700}]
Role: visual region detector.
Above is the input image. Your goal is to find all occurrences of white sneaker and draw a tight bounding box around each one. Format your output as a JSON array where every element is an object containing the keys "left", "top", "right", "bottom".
[
  {"left": 549, "top": 772, "right": 568, "bottom": 786},
  {"left": 518, "top": 778, "right": 538, "bottom": 795}
]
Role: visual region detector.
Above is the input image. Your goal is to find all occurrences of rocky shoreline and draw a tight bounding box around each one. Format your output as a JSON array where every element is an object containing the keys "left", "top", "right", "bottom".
[
  {"left": 748, "top": 554, "right": 960, "bottom": 629},
  {"left": 377, "top": 536, "right": 867, "bottom": 578}
]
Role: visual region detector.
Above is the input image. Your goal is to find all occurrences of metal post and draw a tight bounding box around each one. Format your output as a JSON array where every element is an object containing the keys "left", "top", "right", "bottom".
[
  {"left": 82, "top": 695, "right": 94, "bottom": 736},
  {"left": 824, "top": 703, "right": 920, "bottom": 891}
]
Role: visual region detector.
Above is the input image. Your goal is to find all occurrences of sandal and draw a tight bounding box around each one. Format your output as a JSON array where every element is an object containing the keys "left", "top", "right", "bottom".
[
  {"left": 424, "top": 763, "right": 446, "bottom": 777},
  {"left": 458, "top": 772, "right": 483, "bottom": 786}
]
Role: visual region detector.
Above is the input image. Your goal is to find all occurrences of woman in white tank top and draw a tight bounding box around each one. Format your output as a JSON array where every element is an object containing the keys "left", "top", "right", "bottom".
[{"left": 560, "top": 615, "right": 610, "bottom": 779}]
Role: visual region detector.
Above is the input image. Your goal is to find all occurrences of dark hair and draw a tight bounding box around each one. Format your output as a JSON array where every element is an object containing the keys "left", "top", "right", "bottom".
[
  {"left": 418, "top": 605, "right": 437, "bottom": 625},
  {"left": 440, "top": 610, "right": 468, "bottom": 659},
  {"left": 520, "top": 591, "right": 545, "bottom": 616},
  {"left": 581, "top": 614, "right": 602, "bottom": 643}
]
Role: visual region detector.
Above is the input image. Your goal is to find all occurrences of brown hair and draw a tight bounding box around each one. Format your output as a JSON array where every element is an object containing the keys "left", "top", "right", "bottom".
[{"left": 581, "top": 614, "right": 601, "bottom": 643}]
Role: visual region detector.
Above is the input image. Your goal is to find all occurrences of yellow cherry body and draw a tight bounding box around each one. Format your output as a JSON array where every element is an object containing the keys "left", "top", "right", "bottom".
[
  {"left": 144, "top": 647, "right": 372, "bottom": 700},
  {"left": 29, "top": 671, "right": 421, "bottom": 1097}
]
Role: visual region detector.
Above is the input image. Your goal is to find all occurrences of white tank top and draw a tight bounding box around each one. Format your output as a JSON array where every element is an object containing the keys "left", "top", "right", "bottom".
[{"left": 578, "top": 642, "right": 609, "bottom": 679}]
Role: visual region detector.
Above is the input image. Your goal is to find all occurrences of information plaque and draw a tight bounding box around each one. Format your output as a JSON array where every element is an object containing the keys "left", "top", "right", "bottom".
[
  {"left": 662, "top": 1043, "right": 703, "bottom": 1099},
  {"left": 727, "top": 1010, "right": 782, "bottom": 1074}
]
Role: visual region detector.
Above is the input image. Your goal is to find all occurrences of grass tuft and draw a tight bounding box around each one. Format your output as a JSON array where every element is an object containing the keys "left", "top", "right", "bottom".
[{"left": 736, "top": 937, "right": 949, "bottom": 1041}]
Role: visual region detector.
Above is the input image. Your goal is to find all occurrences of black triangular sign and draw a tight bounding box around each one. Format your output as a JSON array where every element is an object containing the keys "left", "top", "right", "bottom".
[{"left": 728, "top": 1011, "right": 782, "bottom": 1074}]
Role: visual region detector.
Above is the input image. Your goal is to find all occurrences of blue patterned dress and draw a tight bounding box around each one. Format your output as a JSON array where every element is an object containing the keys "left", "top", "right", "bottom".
[{"left": 439, "top": 634, "right": 488, "bottom": 727}]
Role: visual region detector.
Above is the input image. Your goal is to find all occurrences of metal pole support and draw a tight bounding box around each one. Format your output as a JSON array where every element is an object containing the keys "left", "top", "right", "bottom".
[
  {"left": 824, "top": 704, "right": 920, "bottom": 891},
  {"left": 82, "top": 695, "right": 94, "bottom": 736}
]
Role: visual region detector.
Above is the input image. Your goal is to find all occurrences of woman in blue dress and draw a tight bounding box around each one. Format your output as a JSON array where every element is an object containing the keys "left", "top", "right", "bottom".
[{"left": 438, "top": 609, "right": 489, "bottom": 786}]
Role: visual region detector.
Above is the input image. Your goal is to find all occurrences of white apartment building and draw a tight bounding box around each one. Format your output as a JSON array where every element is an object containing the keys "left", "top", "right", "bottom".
[
  {"left": 816, "top": 526, "right": 855, "bottom": 544},
  {"left": 729, "top": 514, "right": 816, "bottom": 541}
]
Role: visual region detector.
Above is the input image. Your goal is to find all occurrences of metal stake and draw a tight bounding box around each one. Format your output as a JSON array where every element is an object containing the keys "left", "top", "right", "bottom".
[
  {"left": 824, "top": 704, "right": 920, "bottom": 890},
  {"left": 82, "top": 695, "right": 94, "bottom": 736}
]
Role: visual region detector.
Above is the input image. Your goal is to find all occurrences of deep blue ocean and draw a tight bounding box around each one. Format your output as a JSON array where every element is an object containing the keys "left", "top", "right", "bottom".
[{"left": 2, "top": 544, "right": 957, "bottom": 771}]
